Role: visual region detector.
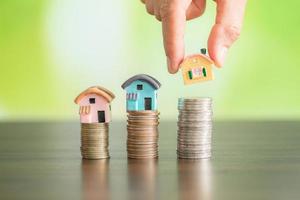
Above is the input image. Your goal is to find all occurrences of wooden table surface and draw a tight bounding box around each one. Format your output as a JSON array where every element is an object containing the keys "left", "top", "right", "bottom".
[{"left": 0, "top": 121, "right": 300, "bottom": 200}]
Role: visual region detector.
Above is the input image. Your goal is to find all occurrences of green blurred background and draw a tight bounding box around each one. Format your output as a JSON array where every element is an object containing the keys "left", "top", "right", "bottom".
[{"left": 0, "top": 0, "right": 299, "bottom": 121}]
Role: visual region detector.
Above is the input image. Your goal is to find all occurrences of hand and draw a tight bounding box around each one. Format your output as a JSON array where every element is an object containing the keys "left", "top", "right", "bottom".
[{"left": 141, "top": 0, "right": 247, "bottom": 73}]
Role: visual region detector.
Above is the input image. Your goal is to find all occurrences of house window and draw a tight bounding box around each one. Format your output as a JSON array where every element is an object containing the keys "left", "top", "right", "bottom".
[
  {"left": 137, "top": 84, "right": 143, "bottom": 90},
  {"left": 89, "top": 98, "right": 96, "bottom": 104},
  {"left": 202, "top": 67, "right": 207, "bottom": 77},
  {"left": 188, "top": 70, "right": 193, "bottom": 80}
]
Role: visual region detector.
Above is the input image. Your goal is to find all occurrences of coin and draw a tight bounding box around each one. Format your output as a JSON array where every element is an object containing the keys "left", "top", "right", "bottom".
[
  {"left": 177, "top": 97, "right": 213, "bottom": 159},
  {"left": 80, "top": 123, "right": 110, "bottom": 160},
  {"left": 126, "top": 110, "right": 159, "bottom": 159}
]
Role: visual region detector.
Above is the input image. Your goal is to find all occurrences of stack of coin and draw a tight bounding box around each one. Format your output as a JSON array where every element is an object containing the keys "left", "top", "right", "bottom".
[
  {"left": 177, "top": 97, "right": 213, "bottom": 159},
  {"left": 127, "top": 111, "right": 160, "bottom": 159},
  {"left": 80, "top": 123, "right": 109, "bottom": 159}
]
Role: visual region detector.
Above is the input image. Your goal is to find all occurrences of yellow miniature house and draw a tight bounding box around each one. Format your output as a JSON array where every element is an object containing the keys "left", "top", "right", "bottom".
[{"left": 180, "top": 48, "right": 214, "bottom": 85}]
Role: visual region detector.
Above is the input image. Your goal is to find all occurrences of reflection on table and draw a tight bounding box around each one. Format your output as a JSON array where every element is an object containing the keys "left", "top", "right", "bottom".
[
  {"left": 177, "top": 159, "right": 212, "bottom": 200},
  {"left": 127, "top": 159, "right": 158, "bottom": 200},
  {"left": 81, "top": 159, "right": 110, "bottom": 200}
]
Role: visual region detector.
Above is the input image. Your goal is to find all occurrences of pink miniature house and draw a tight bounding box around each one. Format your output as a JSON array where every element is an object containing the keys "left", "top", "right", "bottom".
[{"left": 74, "top": 86, "right": 115, "bottom": 123}]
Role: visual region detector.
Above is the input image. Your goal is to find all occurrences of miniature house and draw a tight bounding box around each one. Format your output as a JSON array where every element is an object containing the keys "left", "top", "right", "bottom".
[
  {"left": 74, "top": 86, "right": 115, "bottom": 123},
  {"left": 121, "top": 74, "right": 161, "bottom": 111},
  {"left": 180, "top": 48, "right": 214, "bottom": 85}
]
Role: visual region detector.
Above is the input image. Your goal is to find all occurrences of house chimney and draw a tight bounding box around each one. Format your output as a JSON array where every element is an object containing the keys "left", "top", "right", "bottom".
[{"left": 200, "top": 48, "right": 207, "bottom": 55}]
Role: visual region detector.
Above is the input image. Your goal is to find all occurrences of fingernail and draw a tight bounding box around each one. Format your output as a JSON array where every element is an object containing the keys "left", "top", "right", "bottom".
[
  {"left": 218, "top": 47, "right": 228, "bottom": 67},
  {"left": 167, "top": 57, "right": 175, "bottom": 74}
]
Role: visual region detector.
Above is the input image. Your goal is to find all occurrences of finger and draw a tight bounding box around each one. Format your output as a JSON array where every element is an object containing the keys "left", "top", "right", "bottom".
[
  {"left": 145, "top": 0, "right": 155, "bottom": 15},
  {"left": 186, "top": 0, "right": 206, "bottom": 20},
  {"left": 161, "top": 0, "right": 190, "bottom": 73},
  {"left": 208, "top": 0, "right": 247, "bottom": 67},
  {"left": 156, "top": 0, "right": 205, "bottom": 21},
  {"left": 153, "top": 0, "right": 162, "bottom": 21}
]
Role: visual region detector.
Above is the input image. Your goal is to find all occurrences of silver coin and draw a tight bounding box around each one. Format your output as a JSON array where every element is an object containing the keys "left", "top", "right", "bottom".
[{"left": 177, "top": 97, "right": 213, "bottom": 160}]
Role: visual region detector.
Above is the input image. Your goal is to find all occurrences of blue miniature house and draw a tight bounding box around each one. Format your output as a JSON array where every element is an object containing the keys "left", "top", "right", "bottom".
[{"left": 121, "top": 74, "right": 161, "bottom": 111}]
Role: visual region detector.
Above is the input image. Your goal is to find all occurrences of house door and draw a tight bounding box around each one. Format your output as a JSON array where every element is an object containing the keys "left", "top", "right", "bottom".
[
  {"left": 144, "top": 98, "right": 152, "bottom": 110},
  {"left": 98, "top": 111, "right": 105, "bottom": 123}
]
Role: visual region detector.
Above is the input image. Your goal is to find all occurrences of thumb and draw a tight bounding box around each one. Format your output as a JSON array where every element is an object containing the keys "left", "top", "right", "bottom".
[{"left": 208, "top": 0, "right": 247, "bottom": 67}]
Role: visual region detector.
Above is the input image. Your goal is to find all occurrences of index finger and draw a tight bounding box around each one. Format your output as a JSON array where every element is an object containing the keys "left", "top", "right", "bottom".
[{"left": 161, "top": 0, "right": 187, "bottom": 74}]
